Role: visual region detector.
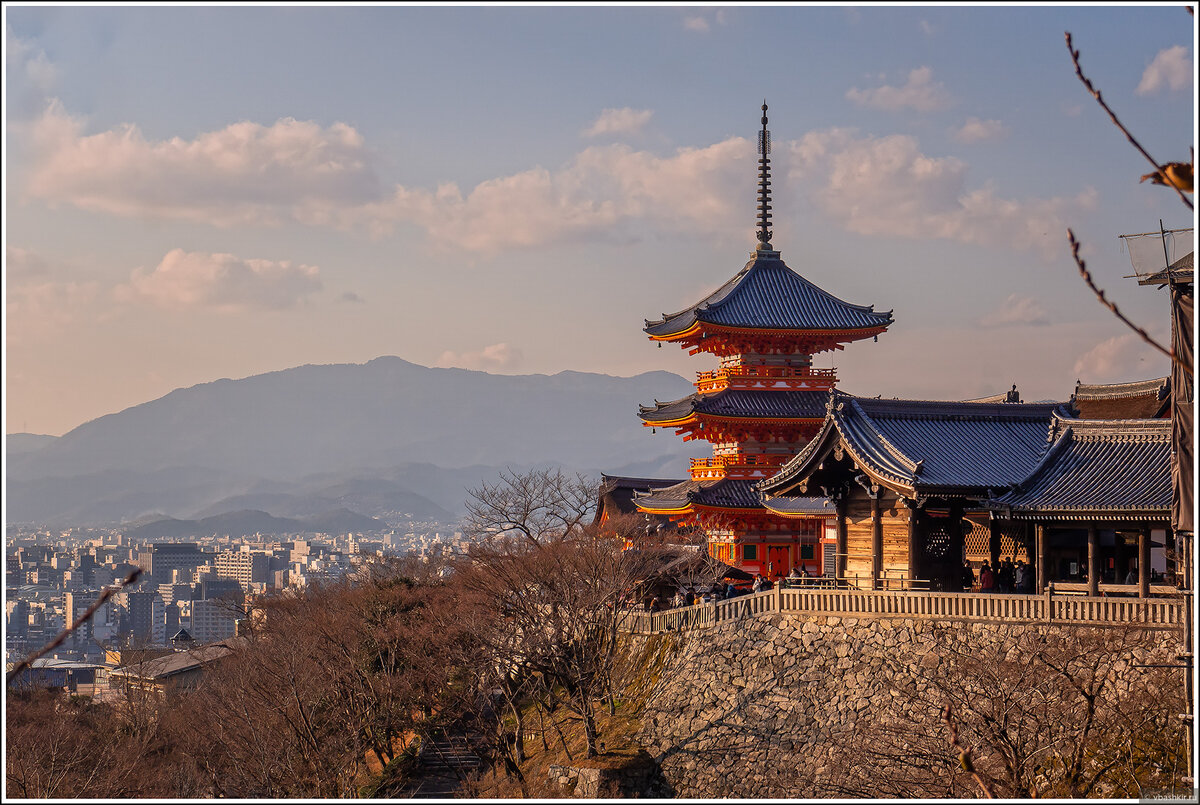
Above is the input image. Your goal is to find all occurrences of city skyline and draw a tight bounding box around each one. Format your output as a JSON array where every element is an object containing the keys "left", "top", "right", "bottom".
[{"left": 5, "top": 3, "right": 1196, "bottom": 436}]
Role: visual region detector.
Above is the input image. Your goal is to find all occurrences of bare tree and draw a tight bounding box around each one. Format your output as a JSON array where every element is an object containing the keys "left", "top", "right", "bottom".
[
  {"left": 464, "top": 467, "right": 595, "bottom": 547},
  {"left": 811, "top": 624, "right": 1188, "bottom": 799}
]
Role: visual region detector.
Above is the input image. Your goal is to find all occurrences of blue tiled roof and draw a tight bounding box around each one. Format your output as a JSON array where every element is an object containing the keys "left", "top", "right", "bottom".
[
  {"left": 760, "top": 391, "right": 1071, "bottom": 497},
  {"left": 634, "top": 478, "right": 766, "bottom": 511},
  {"left": 989, "top": 417, "right": 1171, "bottom": 519},
  {"left": 761, "top": 496, "right": 837, "bottom": 517},
  {"left": 645, "top": 253, "right": 893, "bottom": 337},
  {"left": 638, "top": 389, "right": 828, "bottom": 423}
]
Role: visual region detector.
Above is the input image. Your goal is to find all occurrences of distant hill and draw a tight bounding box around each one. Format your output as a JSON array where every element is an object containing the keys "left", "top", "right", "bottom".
[
  {"left": 6, "top": 357, "right": 704, "bottom": 527},
  {"left": 124, "top": 507, "right": 387, "bottom": 541},
  {"left": 5, "top": 433, "right": 59, "bottom": 455}
]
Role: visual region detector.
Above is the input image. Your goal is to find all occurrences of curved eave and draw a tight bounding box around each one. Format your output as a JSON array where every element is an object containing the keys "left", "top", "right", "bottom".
[
  {"left": 646, "top": 321, "right": 891, "bottom": 343},
  {"left": 758, "top": 417, "right": 840, "bottom": 494},
  {"left": 989, "top": 507, "right": 1169, "bottom": 522}
]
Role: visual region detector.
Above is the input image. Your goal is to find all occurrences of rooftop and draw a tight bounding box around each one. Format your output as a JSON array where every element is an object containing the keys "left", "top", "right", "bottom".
[
  {"left": 638, "top": 389, "right": 828, "bottom": 424},
  {"left": 644, "top": 253, "right": 893, "bottom": 339},
  {"left": 989, "top": 416, "right": 1171, "bottom": 520},
  {"left": 760, "top": 392, "right": 1071, "bottom": 498}
]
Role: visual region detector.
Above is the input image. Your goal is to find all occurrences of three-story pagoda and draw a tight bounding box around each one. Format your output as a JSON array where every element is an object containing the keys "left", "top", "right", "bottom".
[{"left": 635, "top": 104, "right": 893, "bottom": 578}]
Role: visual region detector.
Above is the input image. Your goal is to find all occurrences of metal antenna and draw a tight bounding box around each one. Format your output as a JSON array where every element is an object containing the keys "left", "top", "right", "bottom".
[{"left": 756, "top": 101, "right": 773, "bottom": 251}]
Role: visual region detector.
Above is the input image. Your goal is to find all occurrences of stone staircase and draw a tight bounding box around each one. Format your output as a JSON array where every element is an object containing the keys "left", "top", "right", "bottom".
[{"left": 403, "top": 732, "right": 486, "bottom": 798}]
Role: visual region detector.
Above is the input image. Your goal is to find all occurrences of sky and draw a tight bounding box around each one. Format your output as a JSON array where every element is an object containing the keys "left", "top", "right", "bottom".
[{"left": 4, "top": 3, "right": 1196, "bottom": 437}]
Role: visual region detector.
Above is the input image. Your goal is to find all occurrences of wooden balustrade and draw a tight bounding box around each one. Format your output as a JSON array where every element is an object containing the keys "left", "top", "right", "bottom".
[{"left": 618, "top": 587, "right": 1185, "bottom": 634}]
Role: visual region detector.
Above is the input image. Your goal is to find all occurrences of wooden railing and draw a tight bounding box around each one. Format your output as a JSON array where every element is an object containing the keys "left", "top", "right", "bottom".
[
  {"left": 689, "top": 453, "right": 792, "bottom": 480},
  {"left": 618, "top": 586, "right": 1186, "bottom": 634},
  {"left": 695, "top": 367, "right": 837, "bottom": 393}
]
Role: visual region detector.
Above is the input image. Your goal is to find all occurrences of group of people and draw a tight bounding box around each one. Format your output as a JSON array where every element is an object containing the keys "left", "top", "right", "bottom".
[
  {"left": 962, "top": 557, "right": 1034, "bottom": 593},
  {"left": 646, "top": 580, "right": 760, "bottom": 612}
]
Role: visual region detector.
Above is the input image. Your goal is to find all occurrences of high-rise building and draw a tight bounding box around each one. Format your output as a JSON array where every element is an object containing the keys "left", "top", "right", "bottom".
[
  {"left": 135, "top": 543, "right": 205, "bottom": 585},
  {"left": 635, "top": 104, "right": 891, "bottom": 578},
  {"left": 213, "top": 550, "right": 270, "bottom": 589}
]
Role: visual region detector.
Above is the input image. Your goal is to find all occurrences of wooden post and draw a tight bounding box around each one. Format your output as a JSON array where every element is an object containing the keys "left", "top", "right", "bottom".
[
  {"left": 906, "top": 499, "right": 920, "bottom": 590},
  {"left": 871, "top": 495, "right": 883, "bottom": 591},
  {"left": 836, "top": 497, "right": 848, "bottom": 584},
  {"left": 988, "top": 520, "right": 1001, "bottom": 572},
  {"left": 1035, "top": 523, "right": 1047, "bottom": 593},
  {"left": 1138, "top": 527, "right": 1151, "bottom": 599},
  {"left": 1087, "top": 524, "right": 1099, "bottom": 597}
]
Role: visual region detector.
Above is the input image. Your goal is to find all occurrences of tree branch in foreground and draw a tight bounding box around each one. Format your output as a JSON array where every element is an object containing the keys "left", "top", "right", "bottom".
[
  {"left": 6, "top": 568, "right": 142, "bottom": 685},
  {"left": 1068, "top": 229, "right": 1191, "bottom": 377},
  {"left": 942, "top": 705, "right": 997, "bottom": 799},
  {"left": 1065, "top": 31, "right": 1193, "bottom": 211}
]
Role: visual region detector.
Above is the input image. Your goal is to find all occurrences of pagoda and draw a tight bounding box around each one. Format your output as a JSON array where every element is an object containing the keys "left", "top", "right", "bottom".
[{"left": 634, "top": 103, "right": 893, "bottom": 579}]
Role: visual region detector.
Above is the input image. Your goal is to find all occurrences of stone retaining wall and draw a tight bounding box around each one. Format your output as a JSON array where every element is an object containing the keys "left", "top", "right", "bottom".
[{"left": 634, "top": 612, "right": 1184, "bottom": 798}]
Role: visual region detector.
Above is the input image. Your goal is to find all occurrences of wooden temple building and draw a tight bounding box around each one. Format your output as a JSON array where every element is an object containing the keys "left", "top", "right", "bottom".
[
  {"left": 757, "top": 392, "right": 1069, "bottom": 590},
  {"left": 633, "top": 104, "right": 891, "bottom": 578},
  {"left": 757, "top": 391, "right": 1177, "bottom": 594}
]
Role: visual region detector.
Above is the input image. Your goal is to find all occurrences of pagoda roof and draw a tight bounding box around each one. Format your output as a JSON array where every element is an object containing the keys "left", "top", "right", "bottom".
[
  {"left": 638, "top": 389, "right": 828, "bottom": 424},
  {"left": 594, "top": 475, "right": 686, "bottom": 523},
  {"left": 634, "top": 478, "right": 766, "bottom": 512},
  {"left": 644, "top": 252, "right": 893, "bottom": 338},
  {"left": 759, "top": 391, "right": 1071, "bottom": 499},
  {"left": 988, "top": 416, "right": 1170, "bottom": 520}
]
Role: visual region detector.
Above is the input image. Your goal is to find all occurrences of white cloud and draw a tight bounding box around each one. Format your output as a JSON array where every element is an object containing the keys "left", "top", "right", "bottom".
[
  {"left": 980, "top": 294, "right": 1050, "bottom": 327},
  {"left": 5, "top": 247, "right": 100, "bottom": 340},
  {"left": 26, "top": 103, "right": 382, "bottom": 226},
  {"left": 1073, "top": 332, "right": 1169, "bottom": 383},
  {"left": 6, "top": 27, "right": 56, "bottom": 94},
  {"left": 436, "top": 342, "right": 524, "bottom": 372},
  {"left": 21, "top": 102, "right": 750, "bottom": 254},
  {"left": 683, "top": 10, "right": 726, "bottom": 32},
  {"left": 919, "top": 20, "right": 935, "bottom": 36},
  {"left": 952, "top": 117, "right": 1009, "bottom": 144},
  {"left": 786, "top": 128, "right": 1095, "bottom": 259},
  {"left": 1137, "top": 46, "right": 1193, "bottom": 95},
  {"left": 846, "top": 67, "right": 952, "bottom": 112},
  {"left": 117, "top": 249, "right": 322, "bottom": 312},
  {"left": 583, "top": 107, "right": 653, "bottom": 138},
  {"left": 351, "top": 137, "right": 750, "bottom": 253}
]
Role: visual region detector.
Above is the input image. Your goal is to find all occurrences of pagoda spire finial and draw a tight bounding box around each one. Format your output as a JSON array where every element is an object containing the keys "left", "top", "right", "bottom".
[{"left": 756, "top": 100, "right": 773, "bottom": 252}]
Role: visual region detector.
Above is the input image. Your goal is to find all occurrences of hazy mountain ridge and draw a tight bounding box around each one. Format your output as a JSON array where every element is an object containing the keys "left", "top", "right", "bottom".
[
  {"left": 123, "top": 507, "right": 388, "bottom": 541},
  {"left": 6, "top": 358, "right": 704, "bottom": 527}
]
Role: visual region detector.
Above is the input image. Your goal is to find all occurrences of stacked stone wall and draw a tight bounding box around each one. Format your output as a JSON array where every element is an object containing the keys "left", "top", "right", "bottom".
[{"left": 634, "top": 613, "right": 1183, "bottom": 798}]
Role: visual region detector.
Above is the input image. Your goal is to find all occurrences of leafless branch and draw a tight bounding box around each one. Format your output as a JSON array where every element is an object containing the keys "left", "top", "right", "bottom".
[
  {"left": 1068, "top": 229, "right": 1192, "bottom": 376},
  {"left": 6, "top": 568, "right": 142, "bottom": 686},
  {"left": 943, "top": 705, "right": 998, "bottom": 799},
  {"left": 1065, "top": 31, "right": 1193, "bottom": 211}
]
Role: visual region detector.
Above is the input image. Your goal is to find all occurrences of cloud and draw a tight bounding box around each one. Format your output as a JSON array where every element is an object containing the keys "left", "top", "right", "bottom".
[
  {"left": 436, "top": 342, "right": 524, "bottom": 372},
  {"left": 351, "top": 137, "right": 750, "bottom": 253},
  {"left": 952, "top": 117, "right": 1009, "bottom": 144},
  {"left": 919, "top": 20, "right": 935, "bottom": 36},
  {"left": 583, "top": 107, "right": 653, "bottom": 138},
  {"left": 1137, "top": 46, "right": 1193, "bottom": 95},
  {"left": 1073, "top": 332, "right": 1169, "bottom": 383},
  {"left": 5, "top": 247, "right": 101, "bottom": 340},
  {"left": 786, "top": 128, "right": 1095, "bottom": 259},
  {"left": 26, "top": 103, "right": 382, "bottom": 226},
  {"left": 338, "top": 291, "right": 365, "bottom": 304},
  {"left": 683, "top": 10, "right": 726, "bottom": 32},
  {"left": 22, "top": 102, "right": 749, "bottom": 254},
  {"left": 846, "top": 67, "right": 952, "bottom": 112},
  {"left": 117, "top": 249, "right": 322, "bottom": 312},
  {"left": 980, "top": 294, "right": 1050, "bottom": 327}
]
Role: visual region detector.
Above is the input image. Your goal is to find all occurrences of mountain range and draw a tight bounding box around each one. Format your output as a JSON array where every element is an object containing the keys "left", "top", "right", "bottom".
[{"left": 6, "top": 357, "right": 704, "bottom": 529}]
